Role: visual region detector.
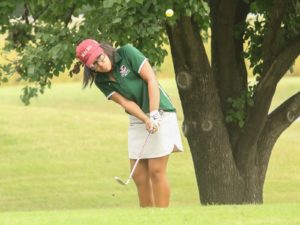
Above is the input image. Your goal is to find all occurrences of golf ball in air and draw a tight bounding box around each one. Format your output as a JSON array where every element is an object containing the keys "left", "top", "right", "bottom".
[{"left": 165, "top": 9, "right": 174, "bottom": 17}]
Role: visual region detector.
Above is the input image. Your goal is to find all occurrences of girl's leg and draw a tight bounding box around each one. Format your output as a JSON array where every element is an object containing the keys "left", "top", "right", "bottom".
[
  {"left": 130, "top": 159, "right": 154, "bottom": 207},
  {"left": 148, "top": 155, "right": 170, "bottom": 207}
]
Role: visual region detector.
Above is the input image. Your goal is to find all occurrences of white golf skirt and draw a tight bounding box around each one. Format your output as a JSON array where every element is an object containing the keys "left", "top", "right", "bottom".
[{"left": 128, "top": 111, "right": 183, "bottom": 159}]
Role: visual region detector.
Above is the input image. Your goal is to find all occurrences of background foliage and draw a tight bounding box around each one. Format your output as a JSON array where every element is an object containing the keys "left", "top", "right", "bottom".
[{"left": 0, "top": 0, "right": 299, "bottom": 105}]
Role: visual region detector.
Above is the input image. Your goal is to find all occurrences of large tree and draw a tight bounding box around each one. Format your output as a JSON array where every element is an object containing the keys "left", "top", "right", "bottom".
[{"left": 0, "top": 0, "right": 299, "bottom": 204}]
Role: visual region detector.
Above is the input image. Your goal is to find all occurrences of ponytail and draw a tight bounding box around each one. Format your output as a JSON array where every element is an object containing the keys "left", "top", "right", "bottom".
[{"left": 82, "top": 66, "right": 95, "bottom": 88}]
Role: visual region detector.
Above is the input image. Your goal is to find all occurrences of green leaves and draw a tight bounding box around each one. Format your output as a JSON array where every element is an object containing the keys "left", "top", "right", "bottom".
[
  {"left": 85, "top": 0, "right": 170, "bottom": 67},
  {"left": 103, "top": 0, "right": 121, "bottom": 8},
  {"left": 0, "top": 0, "right": 298, "bottom": 108},
  {"left": 0, "top": 0, "right": 213, "bottom": 105},
  {"left": 27, "top": 65, "right": 35, "bottom": 77},
  {"left": 225, "top": 87, "right": 255, "bottom": 128},
  {"left": 0, "top": 18, "right": 79, "bottom": 104},
  {"left": 244, "top": 0, "right": 300, "bottom": 82},
  {"left": 243, "top": 14, "right": 265, "bottom": 78},
  {"left": 112, "top": 18, "right": 122, "bottom": 24},
  {"left": 0, "top": 1, "right": 16, "bottom": 33},
  {"left": 0, "top": 71, "right": 8, "bottom": 84},
  {"left": 20, "top": 86, "right": 39, "bottom": 106},
  {"left": 0, "top": 63, "right": 15, "bottom": 85}
]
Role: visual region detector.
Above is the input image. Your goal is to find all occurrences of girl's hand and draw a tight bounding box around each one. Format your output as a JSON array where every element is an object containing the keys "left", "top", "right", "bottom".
[
  {"left": 145, "top": 118, "right": 155, "bottom": 133},
  {"left": 145, "top": 118, "right": 160, "bottom": 133},
  {"left": 145, "top": 110, "right": 161, "bottom": 133}
]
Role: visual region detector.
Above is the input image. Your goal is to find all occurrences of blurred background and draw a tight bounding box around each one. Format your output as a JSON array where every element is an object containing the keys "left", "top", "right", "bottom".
[{"left": 0, "top": 35, "right": 299, "bottom": 212}]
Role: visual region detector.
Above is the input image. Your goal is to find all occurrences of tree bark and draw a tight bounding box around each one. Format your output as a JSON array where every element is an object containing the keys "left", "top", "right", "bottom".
[
  {"left": 262, "top": 0, "right": 291, "bottom": 74},
  {"left": 234, "top": 35, "right": 300, "bottom": 175},
  {"left": 258, "top": 92, "right": 300, "bottom": 186},
  {"left": 166, "top": 17, "right": 245, "bottom": 204},
  {"left": 210, "top": 0, "right": 249, "bottom": 149},
  {"left": 165, "top": 2, "right": 299, "bottom": 205}
]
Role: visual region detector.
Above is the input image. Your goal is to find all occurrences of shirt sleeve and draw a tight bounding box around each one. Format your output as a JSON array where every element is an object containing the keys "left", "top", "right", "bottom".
[
  {"left": 122, "top": 44, "right": 148, "bottom": 74},
  {"left": 95, "top": 82, "right": 115, "bottom": 99}
]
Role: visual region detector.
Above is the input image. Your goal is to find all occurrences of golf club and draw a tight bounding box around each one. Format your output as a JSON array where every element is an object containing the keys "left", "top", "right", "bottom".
[{"left": 114, "top": 132, "right": 151, "bottom": 185}]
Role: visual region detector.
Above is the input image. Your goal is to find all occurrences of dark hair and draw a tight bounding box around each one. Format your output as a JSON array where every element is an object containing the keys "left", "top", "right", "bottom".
[
  {"left": 82, "top": 42, "right": 117, "bottom": 88},
  {"left": 82, "top": 66, "right": 95, "bottom": 88}
]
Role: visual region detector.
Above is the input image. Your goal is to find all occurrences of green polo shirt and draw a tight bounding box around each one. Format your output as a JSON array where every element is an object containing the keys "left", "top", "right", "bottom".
[{"left": 94, "top": 44, "right": 175, "bottom": 113}]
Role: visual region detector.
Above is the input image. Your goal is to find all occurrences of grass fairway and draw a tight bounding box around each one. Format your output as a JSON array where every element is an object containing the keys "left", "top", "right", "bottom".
[
  {"left": 0, "top": 204, "right": 300, "bottom": 225},
  {"left": 0, "top": 77, "right": 299, "bottom": 224}
]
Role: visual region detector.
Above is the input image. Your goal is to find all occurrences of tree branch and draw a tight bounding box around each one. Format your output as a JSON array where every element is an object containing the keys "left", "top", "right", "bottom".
[
  {"left": 258, "top": 91, "right": 300, "bottom": 184},
  {"left": 32, "top": 4, "right": 50, "bottom": 21},
  {"left": 261, "top": 34, "right": 300, "bottom": 86},
  {"left": 22, "top": 3, "right": 30, "bottom": 24},
  {"left": 210, "top": 0, "right": 250, "bottom": 148},
  {"left": 234, "top": 35, "right": 300, "bottom": 171},
  {"left": 231, "top": 0, "right": 251, "bottom": 129},
  {"left": 165, "top": 17, "right": 211, "bottom": 75},
  {"left": 210, "top": 0, "right": 247, "bottom": 104},
  {"left": 262, "top": 0, "right": 292, "bottom": 74},
  {"left": 64, "top": 4, "right": 76, "bottom": 26},
  {"left": 247, "top": 34, "right": 300, "bottom": 131}
]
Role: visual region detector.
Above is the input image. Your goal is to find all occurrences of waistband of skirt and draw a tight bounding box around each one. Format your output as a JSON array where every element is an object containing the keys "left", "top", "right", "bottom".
[{"left": 128, "top": 111, "right": 175, "bottom": 123}]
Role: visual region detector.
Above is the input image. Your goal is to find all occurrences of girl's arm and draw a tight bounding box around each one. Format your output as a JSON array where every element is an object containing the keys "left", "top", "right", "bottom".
[
  {"left": 139, "top": 60, "right": 160, "bottom": 112},
  {"left": 138, "top": 60, "right": 161, "bottom": 132},
  {"left": 110, "top": 92, "right": 153, "bottom": 131}
]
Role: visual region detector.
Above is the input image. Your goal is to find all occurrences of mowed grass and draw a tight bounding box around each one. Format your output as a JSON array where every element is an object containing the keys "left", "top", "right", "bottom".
[
  {"left": 0, "top": 204, "right": 300, "bottom": 225},
  {"left": 0, "top": 77, "right": 299, "bottom": 224},
  {"left": 0, "top": 78, "right": 195, "bottom": 211}
]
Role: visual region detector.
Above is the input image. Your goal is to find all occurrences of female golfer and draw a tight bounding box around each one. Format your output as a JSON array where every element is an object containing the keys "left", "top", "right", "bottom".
[{"left": 76, "top": 39, "right": 183, "bottom": 207}]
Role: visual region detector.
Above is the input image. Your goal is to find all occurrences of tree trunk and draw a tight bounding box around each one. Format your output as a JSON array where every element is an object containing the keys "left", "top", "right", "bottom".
[
  {"left": 165, "top": 1, "right": 300, "bottom": 204},
  {"left": 167, "top": 17, "right": 253, "bottom": 204},
  {"left": 165, "top": 17, "right": 264, "bottom": 204}
]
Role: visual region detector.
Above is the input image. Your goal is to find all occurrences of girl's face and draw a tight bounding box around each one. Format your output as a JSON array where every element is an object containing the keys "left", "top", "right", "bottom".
[{"left": 90, "top": 54, "right": 112, "bottom": 72}]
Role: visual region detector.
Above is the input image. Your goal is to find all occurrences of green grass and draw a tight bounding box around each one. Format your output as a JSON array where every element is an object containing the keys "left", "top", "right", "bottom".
[
  {"left": 0, "top": 79, "right": 195, "bottom": 211},
  {"left": 0, "top": 78, "right": 299, "bottom": 224},
  {"left": 0, "top": 204, "right": 300, "bottom": 225}
]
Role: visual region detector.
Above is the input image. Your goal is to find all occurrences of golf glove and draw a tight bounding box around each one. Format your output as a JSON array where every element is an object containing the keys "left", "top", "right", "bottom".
[{"left": 149, "top": 110, "right": 162, "bottom": 133}]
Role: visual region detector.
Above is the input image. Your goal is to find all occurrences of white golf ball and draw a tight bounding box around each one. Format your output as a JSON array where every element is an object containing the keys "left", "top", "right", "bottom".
[{"left": 165, "top": 9, "right": 174, "bottom": 17}]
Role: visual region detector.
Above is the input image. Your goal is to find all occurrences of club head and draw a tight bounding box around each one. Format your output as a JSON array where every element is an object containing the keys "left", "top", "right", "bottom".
[{"left": 114, "top": 176, "right": 128, "bottom": 185}]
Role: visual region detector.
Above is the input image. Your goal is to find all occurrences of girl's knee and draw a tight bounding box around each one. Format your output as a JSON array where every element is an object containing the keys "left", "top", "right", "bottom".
[
  {"left": 148, "top": 156, "right": 169, "bottom": 181},
  {"left": 149, "top": 167, "right": 165, "bottom": 181},
  {"left": 132, "top": 172, "right": 149, "bottom": 186}
]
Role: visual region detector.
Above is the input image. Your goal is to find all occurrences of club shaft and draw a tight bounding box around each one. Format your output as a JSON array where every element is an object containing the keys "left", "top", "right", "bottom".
[
  {"left": 127, "top": 132, "right": 151, "bottom": 181},
  {"left": 127, "top": 158, "right": 140, "bottom": 181}
]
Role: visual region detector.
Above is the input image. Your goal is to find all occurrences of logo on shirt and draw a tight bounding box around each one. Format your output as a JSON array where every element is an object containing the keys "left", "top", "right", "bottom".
[{"left": 120, "top": 65, "right": 130, "bottom": 78}]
